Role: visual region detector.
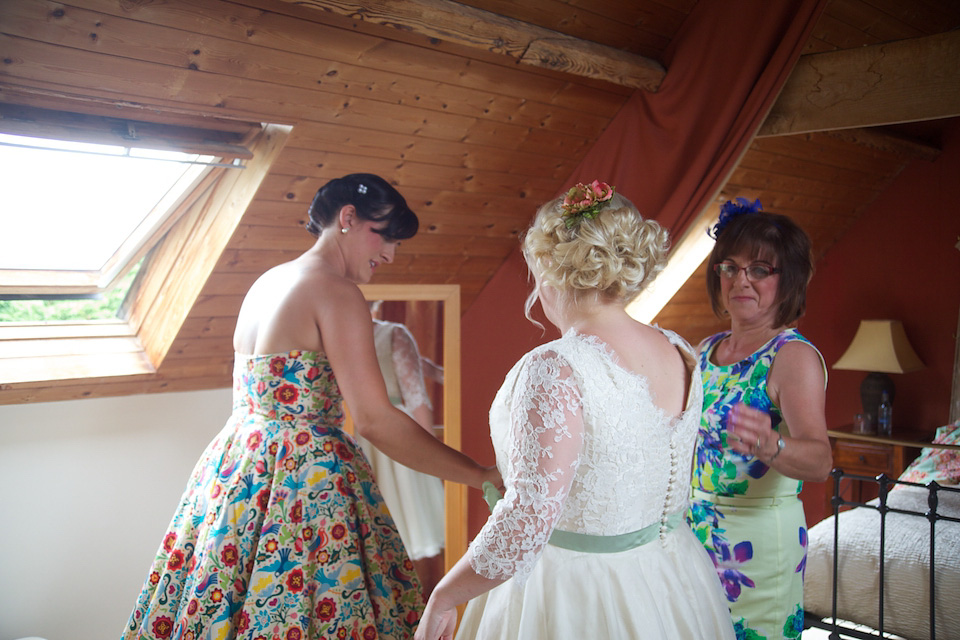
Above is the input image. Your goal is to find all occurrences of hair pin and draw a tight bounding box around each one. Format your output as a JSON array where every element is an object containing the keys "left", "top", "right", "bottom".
[{"left": 708, "top": 197, "right": 763, "bottom": 239}]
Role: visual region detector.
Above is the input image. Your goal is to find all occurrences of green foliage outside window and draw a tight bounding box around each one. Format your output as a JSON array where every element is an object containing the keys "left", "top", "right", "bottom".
[{"left": 0, "top": 261, "right": 141, "bottom": 323}]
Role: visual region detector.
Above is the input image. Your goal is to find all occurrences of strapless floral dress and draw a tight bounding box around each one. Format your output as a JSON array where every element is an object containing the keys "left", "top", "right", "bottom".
[{"left": 123, "top": 350, "right": 422, "bottom": 640}]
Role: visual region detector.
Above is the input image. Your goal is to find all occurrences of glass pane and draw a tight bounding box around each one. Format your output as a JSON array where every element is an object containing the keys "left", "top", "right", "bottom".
[
  {"left": 0, "top": 259, "right": 143, "bottom": 322},
  {"left": 0, "top": 133, "right": 203, "bottom": 271}
]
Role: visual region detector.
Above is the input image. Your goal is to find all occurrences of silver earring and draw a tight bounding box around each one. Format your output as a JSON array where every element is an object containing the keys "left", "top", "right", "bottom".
[{"left": 341, "top": 227, "right": 348, "bottom": 234}]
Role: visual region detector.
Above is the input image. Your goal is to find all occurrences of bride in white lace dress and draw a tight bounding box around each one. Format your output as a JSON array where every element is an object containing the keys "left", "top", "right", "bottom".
[{"left": 415, "top": 181, "right": 736, "bottom": 640}]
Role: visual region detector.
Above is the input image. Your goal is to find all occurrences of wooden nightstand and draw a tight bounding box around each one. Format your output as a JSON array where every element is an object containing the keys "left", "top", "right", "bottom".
[{"left": 825, "top": 430, "right": 922, "bottom": 512}]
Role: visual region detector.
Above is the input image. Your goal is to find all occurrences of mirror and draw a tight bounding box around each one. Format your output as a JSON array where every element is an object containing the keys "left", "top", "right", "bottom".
[{"left": 349, "top": 284, "right": 465, "bottom": 574}]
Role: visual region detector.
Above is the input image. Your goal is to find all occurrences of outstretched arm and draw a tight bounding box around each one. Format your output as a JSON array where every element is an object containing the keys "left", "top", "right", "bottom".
[
  {"left": 415, "top": 349, "right": 584, "bottom": 639},
  {"left": 322, "top": 282, "right": 496, "bottom": 489}
]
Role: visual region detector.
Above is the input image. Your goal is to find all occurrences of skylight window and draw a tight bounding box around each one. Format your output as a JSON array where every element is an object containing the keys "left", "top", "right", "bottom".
[
  {"left": 0, "top": 104, "right": 286, "bottom": 388},
  {"left": 0, "top": 133, "right": 213, "bottom": 273},
  {"left": 0, "top": 110, "right": 246, "bottom": 318}
]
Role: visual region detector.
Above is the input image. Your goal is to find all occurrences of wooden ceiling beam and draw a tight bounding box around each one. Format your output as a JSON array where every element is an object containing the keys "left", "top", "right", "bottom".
[
  {"left": 275, "top": 0, "right": 666, "bottom": 91},
  {"left": 760, "top": 30, "right": 960, "bottom": 137}
]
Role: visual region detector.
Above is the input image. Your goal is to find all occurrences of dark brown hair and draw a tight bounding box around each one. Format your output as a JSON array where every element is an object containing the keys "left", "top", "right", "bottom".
[
  {"left": 706, "top": 211, "right": 813, "bottom": 328},
  {"left": 306, "top": 173, "right": 418, "bottom": 240}
]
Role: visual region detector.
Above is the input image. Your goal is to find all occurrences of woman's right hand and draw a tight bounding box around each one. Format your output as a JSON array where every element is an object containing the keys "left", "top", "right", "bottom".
[
  {"left": 414, "top": 599, "right": 458, "bottom": 640},
  {"left": 480, "top": 465, "right": 503, "bottom": 494}
]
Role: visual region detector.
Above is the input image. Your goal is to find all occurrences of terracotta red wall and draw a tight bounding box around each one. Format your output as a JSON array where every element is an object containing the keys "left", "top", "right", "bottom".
[
  {"left": 796, "top": 119, "right": 960, "bottom": 523},
  {"left": 801, "top": 119, "right": 960, "bottom": 439}
]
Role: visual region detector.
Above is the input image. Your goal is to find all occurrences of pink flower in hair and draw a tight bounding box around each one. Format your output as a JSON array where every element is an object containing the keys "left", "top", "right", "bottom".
[{"left": 560, "top": 180, "right": 616, "bottom": 229}]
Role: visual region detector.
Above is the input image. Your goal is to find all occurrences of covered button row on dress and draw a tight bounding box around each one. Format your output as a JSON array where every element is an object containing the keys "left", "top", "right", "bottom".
[{"left": 659, "top": 437, "right": 682, "bottom": 544}]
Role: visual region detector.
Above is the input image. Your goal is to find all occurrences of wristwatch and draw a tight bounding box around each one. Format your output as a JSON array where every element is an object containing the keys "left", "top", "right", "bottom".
[{"left": 769, "top": 435, "right": 786, "bottom": 462}]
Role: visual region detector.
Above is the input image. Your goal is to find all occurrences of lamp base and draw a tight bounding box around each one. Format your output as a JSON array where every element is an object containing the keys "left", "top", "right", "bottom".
[{"left": 860, "top": 372, "right": 895, "bottom": 430}]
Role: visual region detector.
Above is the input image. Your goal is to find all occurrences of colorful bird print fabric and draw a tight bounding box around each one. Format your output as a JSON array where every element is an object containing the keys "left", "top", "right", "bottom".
[{"left": 123, "top": 350, "right": 423, "bottom": 639}]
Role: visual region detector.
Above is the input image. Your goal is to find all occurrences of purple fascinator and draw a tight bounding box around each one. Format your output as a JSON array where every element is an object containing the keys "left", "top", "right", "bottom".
[{"left": 708, "top": 197, "right": 763, "bottom": 239}]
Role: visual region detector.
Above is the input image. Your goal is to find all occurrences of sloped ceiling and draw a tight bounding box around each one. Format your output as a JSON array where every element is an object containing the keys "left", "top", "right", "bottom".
[{"left": 0, "top": 0, "right": 958, "bottom": 403}]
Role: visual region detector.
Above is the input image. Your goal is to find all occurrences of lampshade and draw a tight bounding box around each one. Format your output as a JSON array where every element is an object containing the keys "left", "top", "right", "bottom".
[
  {"left": 833, "top": 319, "right": 924, "bottom": 433},
  {"left": 833, "top": 319, "right": 925, "bottom": 373}
]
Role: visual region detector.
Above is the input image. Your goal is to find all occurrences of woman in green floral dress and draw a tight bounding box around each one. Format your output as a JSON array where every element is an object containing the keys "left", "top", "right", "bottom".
[
  {"left": 123, "top": 174, "right": 499, "bottom": 640},
  {"left": 687, "top": 199, "right": 832, "bottom": 640}
]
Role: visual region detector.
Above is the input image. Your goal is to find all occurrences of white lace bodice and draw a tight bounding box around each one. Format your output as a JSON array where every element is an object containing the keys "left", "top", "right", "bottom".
[
  {"left": 468, "top": 328, "right": 702, "bottom": 584},
  {"left": 373, "top": 319, "right": 431, "bottom": 414}
]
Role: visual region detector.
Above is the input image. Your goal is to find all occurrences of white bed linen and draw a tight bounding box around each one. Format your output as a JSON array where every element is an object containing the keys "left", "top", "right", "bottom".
[{"left": 804, "top": 484, "right": 960, "bottom": 639}]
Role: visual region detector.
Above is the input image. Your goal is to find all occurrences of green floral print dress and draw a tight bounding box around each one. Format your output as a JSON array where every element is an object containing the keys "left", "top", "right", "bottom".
[
  {"left": 687, "top": 330, "right": 826, "bottom": 640},
  {"left": 123, "top": 351, "right": 423, "bottom": 640}
]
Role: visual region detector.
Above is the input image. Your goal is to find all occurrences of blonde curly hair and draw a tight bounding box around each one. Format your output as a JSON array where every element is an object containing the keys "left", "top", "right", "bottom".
[{"left": 522, "top": 191, "right": 670, "bottom": 322}]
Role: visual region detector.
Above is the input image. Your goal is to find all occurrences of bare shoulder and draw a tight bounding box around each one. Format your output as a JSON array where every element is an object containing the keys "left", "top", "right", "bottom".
[
  {"left": 775, "top": 339, "right": 824, "bottom": 369},
  {"left": 771, "top": 339, "right": 827, "bottom": 387}
]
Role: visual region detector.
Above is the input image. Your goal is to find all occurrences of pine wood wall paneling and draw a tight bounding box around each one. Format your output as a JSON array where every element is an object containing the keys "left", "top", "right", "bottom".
[
  {"left": 236, "top": 201, "right": 309, "bottom": 228},
  {"left": 226, "top": 225, "right": 316, "bottom": 252},
  {"left": 202, "top": 273, "right": 263, "bottom": 297},
  {"left": 4, "top": 26, "right": 610, "bottom": 148},
  {"left": 214, "top": 249, "right": 306, "bottom": 274},
  {"left": 185, "top": 295, "right": 246, "bottom": 318},
  {"left": 737, "top": 148, "right": 903, "bottom": 190},
  {"left": 266, "top": 0, "right": 665, "bottom": 90},
  {"left": 412, "top": 211, "right": 529, "bottom": 238},
  {"left": 751, "top": 134, "right": 910, "bottom": 177},
  {"left": 165, "top": 336, "right": 237, "bottom": 360},
  {"left": 826, "top": 1, "right": 926, "bottom": 43},
  {"left": 289, "top": 122, "right": 579, "bottom": 179},
  {"left": 269, "top": 149, "right": 563, "bottom": 198},
  {"left": 177, "top": 317, "right": 243, "bottom": 340},
  {"left": 17, "top": 0, "right": 627, "bottom": 127}
]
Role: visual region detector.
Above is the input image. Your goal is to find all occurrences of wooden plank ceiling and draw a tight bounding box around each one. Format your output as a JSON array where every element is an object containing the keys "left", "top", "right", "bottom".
[{"left": 0, "top": 0, "right": 958, "bottom": 402}]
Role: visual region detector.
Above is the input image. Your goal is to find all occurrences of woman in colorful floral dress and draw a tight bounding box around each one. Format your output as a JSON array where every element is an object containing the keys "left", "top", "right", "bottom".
[
  {"left": 123, "top": 173, "right": 499, "bottom": 640},
  {"left": 688, "top": 199, "right": 832, "bottom": 640}
]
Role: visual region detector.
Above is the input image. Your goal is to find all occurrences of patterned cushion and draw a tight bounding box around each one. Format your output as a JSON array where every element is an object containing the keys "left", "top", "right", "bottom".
[{"left": 898, "top": 421, "right": 960, "bottom": 486}]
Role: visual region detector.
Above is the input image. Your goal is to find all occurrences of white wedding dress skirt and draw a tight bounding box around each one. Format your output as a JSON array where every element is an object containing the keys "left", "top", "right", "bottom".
[
  {"left": 359, "top": 435, "right": 445, "bottom": 559},
  {"left": 455, "top": 329, "right": 736, "bottom": 640},
  {"left": 456, "top": 525, "right": 733, "bottom": 639}
]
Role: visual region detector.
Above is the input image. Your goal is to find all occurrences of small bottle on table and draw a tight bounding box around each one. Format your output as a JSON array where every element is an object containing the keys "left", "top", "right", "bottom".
[{"left": 877, "top": 391, "right": 892, "bottom": 437}]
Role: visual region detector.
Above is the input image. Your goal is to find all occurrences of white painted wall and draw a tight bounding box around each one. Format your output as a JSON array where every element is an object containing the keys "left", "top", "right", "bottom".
[{"left": 0, "top": 388, "right": 232, "bottom": 640}]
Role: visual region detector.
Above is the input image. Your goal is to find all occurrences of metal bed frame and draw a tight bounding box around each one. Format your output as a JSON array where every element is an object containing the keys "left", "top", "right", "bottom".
[{"left": 802, "top": 469, "right": 960, "bottom": 640}]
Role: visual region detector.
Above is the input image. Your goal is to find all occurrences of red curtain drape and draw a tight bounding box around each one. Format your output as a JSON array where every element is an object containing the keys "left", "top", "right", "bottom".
[{"left": 565, "top": 0, "right": 828, "bottom": 238}]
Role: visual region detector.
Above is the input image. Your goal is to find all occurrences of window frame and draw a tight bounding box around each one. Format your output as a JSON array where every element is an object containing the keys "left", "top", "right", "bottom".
[{"left": 0, "top": 104, "right": 292, "bottom": 388}]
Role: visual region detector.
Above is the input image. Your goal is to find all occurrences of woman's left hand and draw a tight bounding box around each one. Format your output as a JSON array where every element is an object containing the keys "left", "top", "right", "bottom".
[
  {"left": 414, "top": 600, "right": 458, "bottom": 640},
  {"left": 727, "top": 402, "right": 775, "bottom": 459}
]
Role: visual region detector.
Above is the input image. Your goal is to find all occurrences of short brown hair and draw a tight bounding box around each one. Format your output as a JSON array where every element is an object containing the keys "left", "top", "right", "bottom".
[{"left": 706, "top": 211, "right": 813, "bottom": 328}]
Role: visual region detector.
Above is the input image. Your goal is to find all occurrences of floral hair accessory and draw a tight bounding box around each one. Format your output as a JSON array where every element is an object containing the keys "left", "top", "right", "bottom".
[
  {"left": 560, "top": 180, "right": 615, "bottom": 229},
  {"left": 357, "top": 183, "right": 368, "bottom": 194},
  {"left": 708, "top": 197, "right": 763, "bottom": 239}
]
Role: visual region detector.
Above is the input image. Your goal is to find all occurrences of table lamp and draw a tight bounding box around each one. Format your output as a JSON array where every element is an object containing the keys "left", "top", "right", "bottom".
[{"left": 832, "top": 319, "right": 924, "bottom": 431}]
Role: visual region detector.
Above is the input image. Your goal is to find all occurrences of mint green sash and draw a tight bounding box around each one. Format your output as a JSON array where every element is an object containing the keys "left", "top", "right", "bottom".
[{"left": 482, "top": 481, "right": 681, "bottom": 554}]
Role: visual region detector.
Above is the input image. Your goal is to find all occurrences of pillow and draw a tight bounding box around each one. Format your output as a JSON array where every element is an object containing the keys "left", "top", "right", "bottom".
[{"left": 898, "top": 421, "right": 960, "bottom": 486}]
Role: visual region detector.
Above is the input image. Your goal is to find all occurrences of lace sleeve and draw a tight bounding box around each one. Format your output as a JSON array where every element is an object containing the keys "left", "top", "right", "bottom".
[
  {"left": 468, "top": 349, "right": 584, "bottom": 584},
  {"left": 390, "top": 324, "right": 432, "bottom": 412}
]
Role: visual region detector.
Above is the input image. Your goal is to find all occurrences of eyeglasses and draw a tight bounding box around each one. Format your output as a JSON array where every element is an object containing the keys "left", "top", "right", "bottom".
[{"left": 713, "top": 262, "right": 780, "bottom": 281}]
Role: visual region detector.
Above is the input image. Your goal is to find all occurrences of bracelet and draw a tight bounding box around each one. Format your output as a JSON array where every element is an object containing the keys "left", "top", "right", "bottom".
[{"left": 768, "top": 436, "right": 785, "bottom": 462}]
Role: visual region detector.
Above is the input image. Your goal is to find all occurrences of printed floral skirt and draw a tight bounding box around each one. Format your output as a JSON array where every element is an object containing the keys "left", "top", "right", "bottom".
[
  {"left": 687, "top": 496, "right": 806, "bottom": 640},
  {"left": 123, "top": 353, "right": 423, "bottom": 639}
]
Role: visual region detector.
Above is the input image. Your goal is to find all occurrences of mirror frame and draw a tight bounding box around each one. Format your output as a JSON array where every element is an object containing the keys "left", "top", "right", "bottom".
[{"left": 359, "top": 283, "right": 465, "bottom": 572}]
